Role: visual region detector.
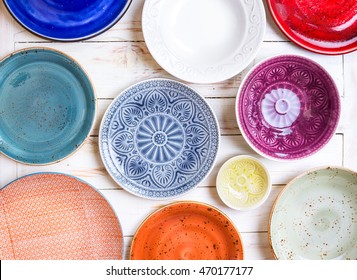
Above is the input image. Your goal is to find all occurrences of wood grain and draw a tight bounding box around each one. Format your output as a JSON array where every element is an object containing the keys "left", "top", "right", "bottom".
[{"left": 0, "top": 0, "right": 355, "bottom": 260}]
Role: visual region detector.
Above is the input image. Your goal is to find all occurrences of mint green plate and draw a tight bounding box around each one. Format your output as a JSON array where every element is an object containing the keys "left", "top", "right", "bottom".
[{"left": 269, "top": 167, "right": 357, "bottom": 260}]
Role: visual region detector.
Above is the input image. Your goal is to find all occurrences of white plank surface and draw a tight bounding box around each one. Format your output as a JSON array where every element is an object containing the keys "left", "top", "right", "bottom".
[{"left": 0, "top": 0, "right": 356, "bottom": 260}]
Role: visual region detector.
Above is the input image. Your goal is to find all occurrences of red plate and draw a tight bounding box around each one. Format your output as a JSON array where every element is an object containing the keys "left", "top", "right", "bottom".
[
  {"left": 267, "top": 0, "right": 357, "bottom": 55},
  {"left": 0, "top": 173, "right": 123, "bottom": 260},
  {"left": 130, "top": 202, "right": 244, "bottom": 260}
]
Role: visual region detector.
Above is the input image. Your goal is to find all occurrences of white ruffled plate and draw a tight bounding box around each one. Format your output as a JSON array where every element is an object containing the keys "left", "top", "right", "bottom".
[{"left": 142, "top": 0, "right": 266, "bottom": 84}]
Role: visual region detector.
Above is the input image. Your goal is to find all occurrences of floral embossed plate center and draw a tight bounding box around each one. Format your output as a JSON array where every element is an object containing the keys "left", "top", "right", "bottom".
[
  {"left": 99, "top": 79, "right": 219, "bottom": 199},
  {"left": 236, "top": 55, "right": 340, "bottom": 161}
]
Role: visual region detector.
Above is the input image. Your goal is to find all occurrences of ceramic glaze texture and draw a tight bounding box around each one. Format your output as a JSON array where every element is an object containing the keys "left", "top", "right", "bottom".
[
  {"left": 237, "top": 55, "right": 340, "bottom": 160},
  {"left": 99, "top": 79, "right": 219, "bottom": 199},
  {"left": 130, "top": 202, "right": 244, "bottom": 260},
  {"left": 4, "top": 0, "right": 132, "bottom": 41},
  {"left": 0, "top": 173, "right": 123, "bottom": 260},
  {"left": 142, "top": 0, "right": 266, "bottom": 83},
  {"left": 216, "top": 156, "right": 271, "bottom": 210},
  {"left": 0, "top": 48, "right": 95, "bottom": 164},
  {"left": 267, "top": 0, "right": 357, "bottom": 54},
  {"left": 270, "top": 167, "right": 357, "bottom": 260}
]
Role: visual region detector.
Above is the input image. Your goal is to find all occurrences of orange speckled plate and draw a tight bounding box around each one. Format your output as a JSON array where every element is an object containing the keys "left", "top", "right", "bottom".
[
  {"left": 0, "top": 173, "right": 123, "bottom": 260},
  {"left": 130, "top": 201, "right": 244, "bottom": 260}
]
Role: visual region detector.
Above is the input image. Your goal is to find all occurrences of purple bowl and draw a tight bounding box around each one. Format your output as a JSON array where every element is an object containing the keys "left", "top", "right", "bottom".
[{"left": 236, "top": 55, "right": 340, "bottom": 161}]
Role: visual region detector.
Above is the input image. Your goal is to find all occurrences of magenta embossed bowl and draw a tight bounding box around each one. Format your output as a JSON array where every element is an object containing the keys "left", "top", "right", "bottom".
[{"left": 236, "top": 55, "right": 340, "bottom": 161}]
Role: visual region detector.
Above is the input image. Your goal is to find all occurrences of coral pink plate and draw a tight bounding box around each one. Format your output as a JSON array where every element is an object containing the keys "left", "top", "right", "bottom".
[
  {"left": 130, "top": 202, "right": 244, "bottom": 260},
  {"left": 0, "top": 173, "right": 123, "bottom": 260},
  {"left": 267, "top": 0, "right": 357, "bottom": 54}
]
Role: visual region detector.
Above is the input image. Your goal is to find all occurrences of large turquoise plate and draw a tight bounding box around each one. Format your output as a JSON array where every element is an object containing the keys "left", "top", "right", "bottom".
[{"left": 0, "top": 48, "right": 96, "bottom": 165}]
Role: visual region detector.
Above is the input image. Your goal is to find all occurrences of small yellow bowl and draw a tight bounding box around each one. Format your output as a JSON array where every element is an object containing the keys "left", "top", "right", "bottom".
[{"left": 216, "top": 155, "right": 271, "bottom": 211}]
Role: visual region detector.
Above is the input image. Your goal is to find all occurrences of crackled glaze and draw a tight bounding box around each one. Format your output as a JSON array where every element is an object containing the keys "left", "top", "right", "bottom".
[
  {"left": 99, "top": 79, "right": 219, "bottom": 199},
  {"left": 142, "top": 0, "right": 265, "bottom": 83},
  {"left": 270, "top": 167, "right": 357, "bottom": 260},
  {"left": 216, "top": 155, "right": 271, "bottom": 210},
  {"left": 267, "top": 0, "right": 357, "bottom": 54},
  {"left": 130, "top": 202, "right": 244, "bottom": 260},
  {"left": 236, "top": 55, "right": 340, "bottom": 161}
]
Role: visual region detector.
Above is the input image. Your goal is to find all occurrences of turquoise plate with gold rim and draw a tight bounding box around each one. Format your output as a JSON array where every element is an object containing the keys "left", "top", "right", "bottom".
[{"left": 0, "top": 48, "right": 95, "bottom": 165}]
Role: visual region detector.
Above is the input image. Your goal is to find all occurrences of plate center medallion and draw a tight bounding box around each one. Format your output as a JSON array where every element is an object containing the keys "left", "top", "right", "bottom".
[{"left": 136, "top": 114, "right": 185, "bottom": 164}]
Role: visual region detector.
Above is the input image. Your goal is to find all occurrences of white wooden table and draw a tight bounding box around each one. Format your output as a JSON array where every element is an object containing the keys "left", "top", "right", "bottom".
[{"left": 0, "top": 0, "right": 356, "bottom": 260}]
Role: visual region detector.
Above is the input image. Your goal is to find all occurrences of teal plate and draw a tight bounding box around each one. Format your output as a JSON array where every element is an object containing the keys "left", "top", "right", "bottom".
[{"left": 0, "top": 48, "right": 96, "bottom": 165}]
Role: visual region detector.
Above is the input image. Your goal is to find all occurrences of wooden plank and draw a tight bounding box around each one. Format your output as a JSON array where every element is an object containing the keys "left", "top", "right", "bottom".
[
  {"left": 0, "top": 3, "right": 17, "bottom": 188},
  {"left": 123, "top": 232, "right": 274, "bottom": 260},
  {"left": 0, "top": 1, "right": 15, "bottom": 58},
  {"left": 0, "top": 155, "right": 17, "bottom": 188},
  {"left": 15, "top": 42, "right": 344, "bottom": 99},
  {"left": 16, "top": 134, "right": 343, "bottom": 189},
  {"left": 263, "top": 0, "right": 288, "bottom": 42},
  {"left": 93, "top": 98, "right": 345, "bottom": 136},
  {"left": 13, "top": 0, "right": 285, "bottom": 44},
  {"left": 100, "top": 186, "right": 283, "bottom": 236},
  {"left": 343, "top": 53, "right": 357, "bottom": 170},
  {"left": 13, "top": 0, "right": 145, "bottom": 43}
]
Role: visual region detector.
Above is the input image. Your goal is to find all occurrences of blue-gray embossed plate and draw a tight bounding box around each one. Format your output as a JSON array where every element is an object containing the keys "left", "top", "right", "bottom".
[
  {"left": 99, "top": 79, "right": 220, "bottom": 199},
  {"left": 0, "top": 48, "right": 96, "bottom": 165}
]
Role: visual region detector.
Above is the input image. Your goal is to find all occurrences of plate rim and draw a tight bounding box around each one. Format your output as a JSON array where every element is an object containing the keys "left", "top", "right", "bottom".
[
  {"left": 235, "top": 54, "right": 341, "bottom": 161},
  {"left": 0, "top": 47, "right": 97, "bottom": 165},
  {"left": 268, "top": 165, "right": 357, "bottom": 260},
  {"left": 3, "top": 0, "right": 133, "bottom": 41},
  {"left": 142, "top": 0, "right": 266, "bottom": 84},
  {"left": 266, "top": 0, "right": 357, "bottom": 55},
  {"left": 98, "top": 78, "right": 220, "bottom": 200},
  {"left": 129, "top": 200, "right": 245, "bottom": 260},
  {"left": 0, "top": 171, "right": 124, "bottom": 260}
]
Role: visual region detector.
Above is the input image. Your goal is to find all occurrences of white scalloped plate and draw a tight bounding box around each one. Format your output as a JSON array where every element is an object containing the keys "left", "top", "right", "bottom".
[{"left": 142, "top": 0, "right": 266, "bottom": 84}]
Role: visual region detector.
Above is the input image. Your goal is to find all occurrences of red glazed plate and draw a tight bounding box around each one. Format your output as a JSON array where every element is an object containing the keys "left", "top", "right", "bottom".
[
  {"left": 130, "top": 202, "right": 244, "bottom": 260},
  {"left": 0, "top": 173, "right": 123, "bottom": 260},
  {"left": 267, "top": 0, "right": 357, "bottom": 55}
]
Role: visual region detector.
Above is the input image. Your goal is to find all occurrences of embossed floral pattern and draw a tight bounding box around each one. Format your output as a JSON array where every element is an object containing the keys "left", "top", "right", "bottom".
[
  {"left": 216, "top": 156, "right": 270, "bottom": 210},
  {"left": 142, "top": 0, "right": 266, "bottom": 83},
  {"left": 100, "top": 79, "right": 219, "bottom": 199},
  {"left": 237, "top": 55, "right": 340, "bottom": 160}
]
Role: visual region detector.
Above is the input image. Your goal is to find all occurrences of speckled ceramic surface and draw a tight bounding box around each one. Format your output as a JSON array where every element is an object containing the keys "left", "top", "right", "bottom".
[
  {"left": 216, "top": 155, "right": 271, "bottom": 210},
  {"left": 0, "top": 48, "right": 96, "bottom": 165},
  {"left": 130, "top": 202, "right": 244, "bottom": 260},
  {"left": 270, "top": 167, "right": 357, "bottom": 260},
  {"left": 0, "top": 173, "right": 123, "bottom": 260},
  {"left": 267, "top": 0, "right": 357, "bottom": 54},
  {"left": 236, "top": 55, "right": 340, "bottom": 161},
  {"left": 99, "top": 79, "right": 219, "bottom": 199},
  {"left": 4, "top": 0, "right": 132, "bottom": 41}
]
